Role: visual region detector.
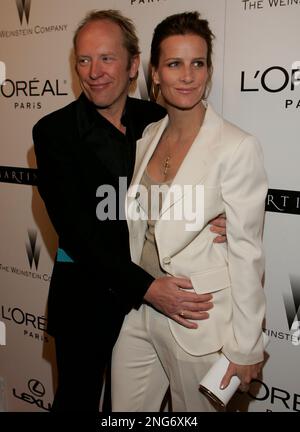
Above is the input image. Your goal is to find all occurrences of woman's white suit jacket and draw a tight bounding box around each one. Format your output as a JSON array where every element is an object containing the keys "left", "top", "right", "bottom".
[{"left": 126, "top": 104, "right": 268, "bottom": 365}]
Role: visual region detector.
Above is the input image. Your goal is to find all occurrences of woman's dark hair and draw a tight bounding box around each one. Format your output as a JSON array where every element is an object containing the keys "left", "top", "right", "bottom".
[{"left": 150, "top": 11, "right": 215, "bottom": 70}]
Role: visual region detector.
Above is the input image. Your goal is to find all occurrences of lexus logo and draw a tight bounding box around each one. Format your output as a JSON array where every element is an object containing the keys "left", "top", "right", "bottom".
[
  {"left": 16, "top": 0, "right": 31, "bottom": 26},
  {"left": 28, "top": 379, "right": 45, "bottom": 397},
  {"left": 26, "top": 229, "right": 41, "bottom": 270}
]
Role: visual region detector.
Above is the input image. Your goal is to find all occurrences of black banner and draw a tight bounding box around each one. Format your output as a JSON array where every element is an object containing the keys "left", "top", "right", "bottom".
[
  {"left": 266, "top": 189, "right": 300, "bottom": 215},
  {"left": 0, "top": 166, "right": 37, "bottom": 186},
  {"left": 1, "top": 167, "right": 299, "bottom": 216}
]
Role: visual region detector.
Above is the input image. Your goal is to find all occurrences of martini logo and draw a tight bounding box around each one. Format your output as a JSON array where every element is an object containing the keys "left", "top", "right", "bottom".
[
  {"left": 16, "top": 0, "right": 31, "bottom": 25},
  {"left": 266, "top": 189, "right": 300, "bottom": 215},
  {"left": 283, "top": 276, "right": 300, "bottom": 330},
  {"left": 26, "top": 230, "right": 40, "bottom": 270},
  {"left": 0, "top": 166, "right": 37, "bottom": 185}
]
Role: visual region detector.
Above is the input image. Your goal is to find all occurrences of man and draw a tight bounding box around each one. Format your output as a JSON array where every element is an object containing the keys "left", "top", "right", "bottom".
[{"left": 33, "top": 10, "right": 226, "bottom": 412}]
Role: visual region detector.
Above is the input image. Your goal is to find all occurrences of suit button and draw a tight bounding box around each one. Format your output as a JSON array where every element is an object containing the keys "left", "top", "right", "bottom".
[
  {"left": 135, "top": 192, "right": 140, "bottom": 199},
  {"left": 162, "top": 256, "right": 171, "bottom": 265}
]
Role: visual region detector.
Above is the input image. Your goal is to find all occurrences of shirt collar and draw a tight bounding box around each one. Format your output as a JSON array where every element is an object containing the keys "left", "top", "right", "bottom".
[{"left": 76, "top": 93, "right": 132, "bottom": 137}]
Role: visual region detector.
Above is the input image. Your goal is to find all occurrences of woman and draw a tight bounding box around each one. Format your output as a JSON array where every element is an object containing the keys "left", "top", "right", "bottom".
[{"left": 111, "top": 11, "right": 267, "bottom": 412}]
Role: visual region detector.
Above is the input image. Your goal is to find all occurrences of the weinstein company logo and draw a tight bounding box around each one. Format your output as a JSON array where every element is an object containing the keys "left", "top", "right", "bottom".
[
  {"left": 283, "top": 276, "right": 300, "bottom": 342},
  {"left": 284, "top": 276, "right": 300, "bottom": 329},
  {"left": 1, "top": 0, "right": 67, "bottom": 39},
  {"left": 26, "top": 230, "right": 40, "bottom": 270},
  {"left": 16, "top": 0, "right": 31, "bottom": 25}
]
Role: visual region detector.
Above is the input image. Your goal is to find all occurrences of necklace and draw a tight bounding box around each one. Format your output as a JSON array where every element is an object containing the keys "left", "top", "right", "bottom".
[
  {"left": 161, "top": 135, "right": 172, "bottom": 177},
  {"left": 163, "top": 155, "right": 171, "bottom": 176}
]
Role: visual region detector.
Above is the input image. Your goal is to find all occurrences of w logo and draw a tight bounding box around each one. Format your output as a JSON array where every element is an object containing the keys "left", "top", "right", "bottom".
[
  {"left": 16, "top": 0, "right": 31, "bottom": 25},
  {"left": 26, "top": 230, "right": 41, "bottom": 270},
  {"left": 283, "top": 276, "right": 300, "bottom": 330}
]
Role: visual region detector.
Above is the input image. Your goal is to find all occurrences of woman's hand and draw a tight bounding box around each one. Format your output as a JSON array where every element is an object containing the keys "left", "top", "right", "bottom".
[
  {"left": 220, "top": 361, "right": 263, "bottom": 392},
  {"left": 209, "top": 213, "right": 227, "bottom": 243}
]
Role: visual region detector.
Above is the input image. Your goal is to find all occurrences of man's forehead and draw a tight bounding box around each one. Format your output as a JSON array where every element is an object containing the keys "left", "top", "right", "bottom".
[
  {"left": 75, "top": 19, "right": 124, "bottom": 50},
  {"left": 79, "top": 19, "right": 121, "bottom": 36}
]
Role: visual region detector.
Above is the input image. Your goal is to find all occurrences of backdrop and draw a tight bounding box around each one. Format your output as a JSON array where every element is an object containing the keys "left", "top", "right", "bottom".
[{"left": 0, "top": 0, "right": 299, "bottom": 412}]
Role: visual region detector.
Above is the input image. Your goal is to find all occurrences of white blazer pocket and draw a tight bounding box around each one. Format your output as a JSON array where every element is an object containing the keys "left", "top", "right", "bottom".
[{"left": 168, "top": 266, "right": 232, "bottom": 356}]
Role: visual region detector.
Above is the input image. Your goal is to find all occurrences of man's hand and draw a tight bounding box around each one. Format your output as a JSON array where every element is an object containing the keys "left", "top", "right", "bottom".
[
  {"left": 209, "top": 213, "right": 227, "bottom": 243},
  {"left": 220, "top": 361, "right": 263, "bottom": 392},
  {"left": 144, "top": 276, "right": 213, "bottom": 329}
]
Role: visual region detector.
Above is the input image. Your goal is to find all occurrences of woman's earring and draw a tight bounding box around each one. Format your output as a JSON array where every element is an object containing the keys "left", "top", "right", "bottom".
[{"left": 150, "top": 81, "right": 160, "bottom": 102}]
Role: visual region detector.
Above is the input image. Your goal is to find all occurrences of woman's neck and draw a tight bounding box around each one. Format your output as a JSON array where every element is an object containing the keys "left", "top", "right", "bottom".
[{"left": 166, "top": 102, "right": 206, "bottom": 141}]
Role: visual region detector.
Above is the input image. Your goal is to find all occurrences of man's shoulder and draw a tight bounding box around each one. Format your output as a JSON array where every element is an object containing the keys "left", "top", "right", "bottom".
[
  {"left": 126, "top": 97, "right": 166, "bottom": 139},
  {"left": 127, "top": 97, "right": 166, "bottom": 121},
  {"left": 33, "top": 98, "right": 78, "bottom": 130}
]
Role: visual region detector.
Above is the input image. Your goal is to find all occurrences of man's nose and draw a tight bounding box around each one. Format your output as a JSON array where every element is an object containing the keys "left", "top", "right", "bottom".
[{"left": 89, "top": 60, "right": 103, "bottom": 80}]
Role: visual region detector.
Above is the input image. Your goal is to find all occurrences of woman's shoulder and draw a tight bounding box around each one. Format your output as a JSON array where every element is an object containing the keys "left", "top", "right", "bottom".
[
  {"left": 208, "top": 104, "right": 251, "bottom": 140},
  {"left": 206, "top": 104, "right": 259, "bottom": 155},
  {"left": 223, "top": 117, "right": 253, "bottom": 143}
]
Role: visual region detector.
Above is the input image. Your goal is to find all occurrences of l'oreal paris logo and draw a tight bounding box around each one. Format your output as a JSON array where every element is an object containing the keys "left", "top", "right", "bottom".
[
  {"left": 0, "top": 78, "right": 68, "bottom": 98},
  {"left": 248, "top": 379, "right": 300, "bottom": 412},
  {"left": 241, "top": 63, "right": 300, "bottom": 93}
]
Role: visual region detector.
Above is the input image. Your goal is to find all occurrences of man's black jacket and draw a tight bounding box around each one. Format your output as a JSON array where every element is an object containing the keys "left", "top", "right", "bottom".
[{"left": 33, "top": 93, "right": 166, "bottom": 335}]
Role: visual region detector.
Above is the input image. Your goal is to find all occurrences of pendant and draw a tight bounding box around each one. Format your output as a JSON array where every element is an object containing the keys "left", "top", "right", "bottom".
[{"left": 163, "top": 156, "right": 171, "bottom": 176}]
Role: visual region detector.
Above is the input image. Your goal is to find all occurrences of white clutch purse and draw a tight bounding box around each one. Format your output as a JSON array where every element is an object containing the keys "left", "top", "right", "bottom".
[{"left": 199, "top": 333, "right": 269, "bottom": 408}]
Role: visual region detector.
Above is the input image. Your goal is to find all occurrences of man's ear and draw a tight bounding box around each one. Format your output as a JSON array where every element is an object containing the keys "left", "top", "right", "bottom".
[{"left": 129, "top": 54, "right": 140, "bottom": 80}]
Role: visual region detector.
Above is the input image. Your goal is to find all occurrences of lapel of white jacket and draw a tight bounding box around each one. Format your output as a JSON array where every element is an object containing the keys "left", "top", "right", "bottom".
[
  {"left": 159, "top": 104, "right": 223, "bottom": 218},
  {"left": 126, "top": 104, "right": 223, "bottom": 238},
  {"left": 133, "top": 115, "right": 169, "bottom": 188},
  {"left": 125, "top": 115, "right": 168, "bottom": 238}
]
